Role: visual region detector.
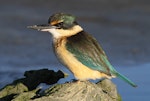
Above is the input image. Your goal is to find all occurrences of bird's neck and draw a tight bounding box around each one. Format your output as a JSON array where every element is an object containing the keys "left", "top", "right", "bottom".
[
  {"left": 51, "top": 25, "right": 83, "bottom": 39},
  {"left": 53, "top": 37, "right": 67, "bottom": 49}
]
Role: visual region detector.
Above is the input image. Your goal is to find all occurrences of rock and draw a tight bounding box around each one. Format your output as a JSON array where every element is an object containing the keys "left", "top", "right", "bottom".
[
  {"left": 0, "top": 69, "right": 66, "bottom": 101},
  {"left": 31, "top": 80, "right": 121, "bottom": 101},
  {"left": 0, "top": 69, "right": 122, "bottom": 101},
  {"left": 12, "top": 89, "right": 39, "bottom": 101},
  {"left": 0, "top": 83, "right": 28, "bottom": 101}
]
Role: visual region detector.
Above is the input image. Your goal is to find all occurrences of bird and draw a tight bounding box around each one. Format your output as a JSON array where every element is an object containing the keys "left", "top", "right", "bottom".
[{"left": 28, "top": 12, "right": 137, "bottom": 87}]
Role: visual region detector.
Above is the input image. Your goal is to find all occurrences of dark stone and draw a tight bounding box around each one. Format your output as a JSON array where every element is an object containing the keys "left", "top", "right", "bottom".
[{"left": 0, "top": 69, "right": 122, "bottom": 101}]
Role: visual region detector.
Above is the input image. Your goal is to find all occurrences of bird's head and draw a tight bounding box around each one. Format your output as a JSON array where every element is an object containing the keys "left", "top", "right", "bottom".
[{"left": 28, "top": 13, "right": 83, "bottom": 38}]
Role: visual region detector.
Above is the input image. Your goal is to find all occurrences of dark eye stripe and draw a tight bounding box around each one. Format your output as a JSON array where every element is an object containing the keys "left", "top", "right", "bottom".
[{"left": 54, "top": 22, "right": 63, "bottom": 28}]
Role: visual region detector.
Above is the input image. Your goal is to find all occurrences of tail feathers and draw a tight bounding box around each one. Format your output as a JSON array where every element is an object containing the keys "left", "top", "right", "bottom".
[{"left": 115, "top": 71, "right": 137, "bottom": 87}]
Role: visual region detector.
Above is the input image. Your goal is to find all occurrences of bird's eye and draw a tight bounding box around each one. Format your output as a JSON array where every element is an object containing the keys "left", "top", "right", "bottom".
[{"left": 54, "top": 22, "right": 63, "bottom": 29}]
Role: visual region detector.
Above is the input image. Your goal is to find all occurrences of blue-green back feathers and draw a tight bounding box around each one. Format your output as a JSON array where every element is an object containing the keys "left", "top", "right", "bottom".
[
  {"left": 66, "top": 31, "right": 137, "bottom": 87},
  {"left": 66, "top": 31, "right": 113, "bottom": 76}
]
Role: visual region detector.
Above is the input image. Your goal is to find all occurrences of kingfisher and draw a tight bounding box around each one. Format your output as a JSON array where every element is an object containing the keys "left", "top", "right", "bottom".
[{"left": 28, "top": 13, "right": 137, "bottom": 87}]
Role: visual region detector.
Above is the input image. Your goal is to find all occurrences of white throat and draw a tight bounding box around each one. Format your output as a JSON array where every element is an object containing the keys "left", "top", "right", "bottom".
[{"left": 41, "top": 25, "right": 83, "bottom": 39}]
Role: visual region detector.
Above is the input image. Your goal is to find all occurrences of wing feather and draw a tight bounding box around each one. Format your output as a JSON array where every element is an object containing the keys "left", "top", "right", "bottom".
[{"left": 66, "top": 31, "right": 113, "bottom": 75}]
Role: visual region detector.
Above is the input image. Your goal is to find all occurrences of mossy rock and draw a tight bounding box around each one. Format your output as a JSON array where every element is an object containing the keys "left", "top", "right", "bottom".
[{"left": 0, "top": 69, "right": 122, "bottom": 101}]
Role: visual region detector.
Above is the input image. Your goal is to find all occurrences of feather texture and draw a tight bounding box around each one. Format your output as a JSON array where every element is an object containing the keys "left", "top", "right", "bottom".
[
  {"left": 66, "top": 31, "right": 114, "bottom": 76},
  {"left": 65, "top": 31, "right": 137, "bottom": 87}
]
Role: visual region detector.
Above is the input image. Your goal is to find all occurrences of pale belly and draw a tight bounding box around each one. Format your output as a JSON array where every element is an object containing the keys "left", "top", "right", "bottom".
[{"left": 54, "top": 40, "right": 111, "bottom": 80}]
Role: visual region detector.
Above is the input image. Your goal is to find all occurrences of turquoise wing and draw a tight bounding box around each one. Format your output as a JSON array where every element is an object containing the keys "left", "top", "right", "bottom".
[
  {"left": 66, "top": 31, "right": 137, "bottom": 87},
  {"left": 66, "top": 31, "right": 114, "bottom": 76}
]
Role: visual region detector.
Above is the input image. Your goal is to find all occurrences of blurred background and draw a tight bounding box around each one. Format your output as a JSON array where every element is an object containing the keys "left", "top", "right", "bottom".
[{"left": 0, "top": 0, "right": 150, "bottom": 100}]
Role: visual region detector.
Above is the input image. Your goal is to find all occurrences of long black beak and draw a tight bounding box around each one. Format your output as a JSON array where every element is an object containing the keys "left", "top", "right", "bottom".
[{"left": 27, "top": 24, "right": 56, "bottom": 31}]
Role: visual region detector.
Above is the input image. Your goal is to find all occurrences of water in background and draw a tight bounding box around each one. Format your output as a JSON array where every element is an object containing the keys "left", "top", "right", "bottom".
[{"left": 0, "top": 0, "right": 150, "bottom": 100}]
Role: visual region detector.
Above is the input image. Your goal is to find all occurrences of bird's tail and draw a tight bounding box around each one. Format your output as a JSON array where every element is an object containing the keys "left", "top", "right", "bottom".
[{"left": 114, "top": 71, "right": 137, "bottom": 87}]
